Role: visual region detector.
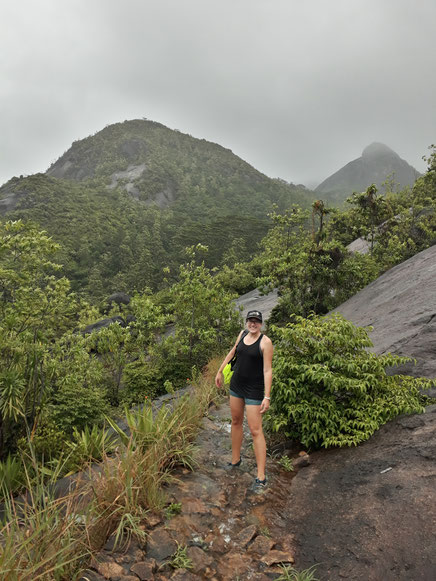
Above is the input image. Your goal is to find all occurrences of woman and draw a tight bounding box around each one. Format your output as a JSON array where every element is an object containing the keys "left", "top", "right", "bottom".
[{"left": 215, "top": 310, "right": 273, "bottom": 490}]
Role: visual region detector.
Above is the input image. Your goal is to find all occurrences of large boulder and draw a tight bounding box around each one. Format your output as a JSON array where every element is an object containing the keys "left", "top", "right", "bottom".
[
  {"left": 267, "top": 251, "right": 436, "bottom": 579},
  {"left": 107, "top": 292, "right": 131, "bottom": 308},
  {"left": 83, "top": 316, "right": 126, "bottom": 335}
]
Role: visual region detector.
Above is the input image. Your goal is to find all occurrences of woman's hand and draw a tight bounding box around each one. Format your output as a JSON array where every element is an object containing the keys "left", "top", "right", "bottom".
[
  {"left": 215, "top": 371, "right": 223, "bottom": 388},
  {"left": 260, "top": 397, "right": 270, "bottom": 414}
]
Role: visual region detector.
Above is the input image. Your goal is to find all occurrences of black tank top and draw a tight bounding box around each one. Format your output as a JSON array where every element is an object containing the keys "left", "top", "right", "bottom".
[{"left": 230, "top": 333, "right": 264, "bottom": 400}]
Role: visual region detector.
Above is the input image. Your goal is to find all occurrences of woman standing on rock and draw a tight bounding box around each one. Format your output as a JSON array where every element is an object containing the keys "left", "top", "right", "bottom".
[{"left": 215, "top": 310, "right": 273, "bottom": 490}]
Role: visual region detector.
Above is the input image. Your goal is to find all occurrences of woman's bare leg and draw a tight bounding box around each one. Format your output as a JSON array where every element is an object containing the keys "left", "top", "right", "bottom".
[
  {"left": 246, "top": 404, "right": 266, "bottom": 480},
  {"left": 229, "top": 395, "right": 245, "bottom": 464}
]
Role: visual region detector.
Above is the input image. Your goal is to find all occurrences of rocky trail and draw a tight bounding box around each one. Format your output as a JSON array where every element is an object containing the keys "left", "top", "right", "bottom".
[
  {"left": 79, "top": 399, "right": 304, "bottom": 581},
  {"left": 79, "top": 399, "right": 436, "bottom": 581}
]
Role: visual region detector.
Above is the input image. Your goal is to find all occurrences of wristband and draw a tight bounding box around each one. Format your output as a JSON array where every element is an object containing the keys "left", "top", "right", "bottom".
[{"left": 264, "top": 396, "right": 271, "bottom": 400}]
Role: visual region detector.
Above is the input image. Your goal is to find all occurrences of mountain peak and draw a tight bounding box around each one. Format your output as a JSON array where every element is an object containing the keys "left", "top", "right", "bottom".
[
  {"left": 315, "top": 143, "right": 421, "bottom": 204},
  {"left": 362, "top": 142, "right": 400, "bottom": 160}
]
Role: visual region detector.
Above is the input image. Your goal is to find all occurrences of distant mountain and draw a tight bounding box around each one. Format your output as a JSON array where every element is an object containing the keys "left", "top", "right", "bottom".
[
  {"left": 316, "top": 143, "right": 421, "bottom": 205},
  {"left": 0, "top": 119, "right": 316, "bottom": 297},
  {"left": 45, "top": 119, "right": 313, "bottom": 220}
]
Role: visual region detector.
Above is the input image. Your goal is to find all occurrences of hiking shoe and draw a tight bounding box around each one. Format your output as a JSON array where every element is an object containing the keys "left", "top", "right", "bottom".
[
  {"left": 225, "top": 458, "right": 242, "bottom": 470},
  {"left": 252, "top": 477, "right": 267, "bottom": 491}
]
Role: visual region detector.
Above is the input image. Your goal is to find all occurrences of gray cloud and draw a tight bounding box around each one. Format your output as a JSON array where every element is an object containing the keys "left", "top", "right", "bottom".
[{"left": 1, "top": 0, "right": 435, "bottom": 187}]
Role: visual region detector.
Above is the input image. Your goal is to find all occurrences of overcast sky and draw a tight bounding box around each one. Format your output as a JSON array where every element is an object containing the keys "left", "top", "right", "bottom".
[{"left": 1, "top": 0, "right": 435, "bottom": 188}]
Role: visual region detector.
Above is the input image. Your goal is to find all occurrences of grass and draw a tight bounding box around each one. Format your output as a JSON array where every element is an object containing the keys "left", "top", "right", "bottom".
[
  {"left": 0, "top": 455, "right": 24, "bottom": 495},
  {"left": 0, "top": 368, "right": 220, "bottom": 580},
  {"left": 276, "top": 564, "right": 319, "bottom": 581},
  {"left": 259, "top": 526, "right": 271, "bottom": 538},
  {"left": 165, "top": 543, "right": 193, "bottom": 570},
  {"left": 0, "top": 455, "right": 91, "bottom": 580}
]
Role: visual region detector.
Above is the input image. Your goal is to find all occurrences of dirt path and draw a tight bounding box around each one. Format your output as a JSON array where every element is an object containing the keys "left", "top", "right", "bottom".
[
  {"left": 79, "top": 402, "right": 436, "bottom": 581},
  {"left": 79, "top": 400, "right": 302, "bottom": 581}
]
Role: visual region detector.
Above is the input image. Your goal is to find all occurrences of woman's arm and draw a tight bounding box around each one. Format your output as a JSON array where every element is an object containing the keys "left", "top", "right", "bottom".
[
  {"left": 215, "top": 330, "right": 244, "bottom": 388},
  {"left": 260, "top": 336, "right": 273, "bottom": 414}
]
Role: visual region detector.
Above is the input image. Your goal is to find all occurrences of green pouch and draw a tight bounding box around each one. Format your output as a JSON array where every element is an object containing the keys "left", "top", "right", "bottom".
[{"left": 223, "top": 362, "right": 234, "bottom": 384}]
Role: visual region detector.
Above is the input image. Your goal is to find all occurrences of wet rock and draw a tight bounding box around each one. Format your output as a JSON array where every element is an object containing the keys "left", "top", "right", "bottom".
[
  {"left": 284, "top": 405, "right": 436, "bottom": 579},
  {"left": 235, "top": 524, "right": 257, "bottom": 547},
  {"left": 144, "top": 512, "right": 162, "bottom": 528},
  {"left": 170, "top": 569, "right": 202, "bottom": 580},
  {"left": 205, "top": 530, "right": 230, "bottom": 553},
  {"left": 130, "top": 559, "right": 156, "bottom": 580},
  {"left": 281, "top": 533, "right": 297, "bottom": 553},
  {"left": 248, "top": 535, "right": 275, "bottom": 555},
  {"left": 117, "top": 576, "right": 139, "bottom": 581},
  {"left": 333, "top": 243, "right": 436, "bottom": 396},
  {"left": 165, "top": 514, "right": 204, "bottom": 544},
  {"left": 261, "top": 549, "right": 295, "bottom": 566},
  {"left": 90, "top": 554, "right": 127, "bottom": 578},
  {"left": 186, "top": 546, "right": 213, "bottom": 572},
  {"left": 102, "top": 533, "right": 121, "bottom": 553},
  {"left": 216, "top": 551, "right": 254, "bottom": 579},
  {"left": 145, "top": 527, "right": 177, "bottom": 562},
  {"left": 107, "top": 292, "right": 131, "bottom": 308},
  {"left": 83, "top": 316, "right": 127, "bottom": 335},
  {"left": 78, "top": 570, "right": 106, "bottom": 581},
  {"left": 210, "top": 507, "right": 223, "bottom": 517},
  {"left": 293, "top": 454, "right": 311, "bottom": 468},
  {"left": 202, "top": 417, "right": 221, "bottom": 431},
  {"left": 180, "top": 497, "right": 208, "bottom": 514}
]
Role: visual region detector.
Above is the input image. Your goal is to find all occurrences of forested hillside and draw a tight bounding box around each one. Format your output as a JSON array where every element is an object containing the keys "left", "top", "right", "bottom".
[{"left": 0, "top": 119, "right": 315, "bottom": 299}]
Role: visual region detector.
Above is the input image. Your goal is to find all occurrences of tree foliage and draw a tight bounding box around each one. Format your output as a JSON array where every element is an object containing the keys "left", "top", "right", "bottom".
[
  {"left": 0, "top": 221, "right": 104, "bottom": 455},
  {"left": 258, "top": 205, "right": 377, "bottom": 322},
  {"left": 159, "top": 245, "right": 242, "bottom": 375},
  {"left": 267, "top": 314, "right": 431, "bottom": 448}
]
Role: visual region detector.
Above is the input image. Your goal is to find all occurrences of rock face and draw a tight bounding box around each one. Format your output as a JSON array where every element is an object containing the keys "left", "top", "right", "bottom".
[
  {"left": 283, "top": 405, "right": 436, "bottom": 580},
  {"left": 334, "top": 243, "right": 436, "bottom": 395},
  {"left": 316, "top": 142, "right": 421, "bottom": 204},
  {"left": 234, "top": 288, "right": 279, "bottom": 324}
]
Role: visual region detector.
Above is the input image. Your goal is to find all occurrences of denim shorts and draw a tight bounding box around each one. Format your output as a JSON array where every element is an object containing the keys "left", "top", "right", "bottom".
[{"left": 229, "top": 389, "right": 263, "bottom": 406}]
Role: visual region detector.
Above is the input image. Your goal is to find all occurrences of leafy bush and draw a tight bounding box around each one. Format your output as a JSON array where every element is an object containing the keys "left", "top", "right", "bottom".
[
  {"left": 162, "top": 244, "right": 242, "bottom": 370},
  {"left": 17, "top": 419, "right": 69, "bottom": 462},
  {"left": 121, "top": 359, "right": 160, "bottom": 406},
  {"left": 268, "top": 314, "right": 432, "bottom": 448}
]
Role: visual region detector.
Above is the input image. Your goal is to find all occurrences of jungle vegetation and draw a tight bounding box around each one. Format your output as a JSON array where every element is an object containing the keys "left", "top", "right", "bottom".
[
  {"left": 0, "top": 126, "right": 435, "bottom": 495},
  {"left": 0, "top": 127, "right": 435, "bottom": 578}
]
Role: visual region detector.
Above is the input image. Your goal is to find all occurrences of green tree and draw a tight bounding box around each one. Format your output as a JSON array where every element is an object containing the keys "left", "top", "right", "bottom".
[
  {"left": 162, "top": 244, "right": 242, "bottom": 374},
  {"left": 346, "top": 184, "right": 388, "bottom": 252},
  {"left": 0, "top": 220, "right": 103, "bottom": 455},
  {"left": 258, "top": 206, "right": 376, "bottom": 322}
]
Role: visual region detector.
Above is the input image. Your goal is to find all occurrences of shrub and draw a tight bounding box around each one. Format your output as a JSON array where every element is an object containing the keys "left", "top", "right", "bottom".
[
  {"left": 17, "top": 419, "right": 69, "bottom": 462},
  {"left": 71, "top": 425, "right": 118, "bottom": 464},
  {"left": 267, "top": 314, "right": 432, "bottom": 448},
  {"left": 121, "top": 359, "right": 160, "bottom": 406},
  {"left": 0, "top": 455, "right": 24, "bottom": 497}
]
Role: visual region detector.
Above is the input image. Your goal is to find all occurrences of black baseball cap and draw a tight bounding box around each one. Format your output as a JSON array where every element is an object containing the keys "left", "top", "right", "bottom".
[{"left": 246, "top": 310, "right": 263, "bottom": 322}]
